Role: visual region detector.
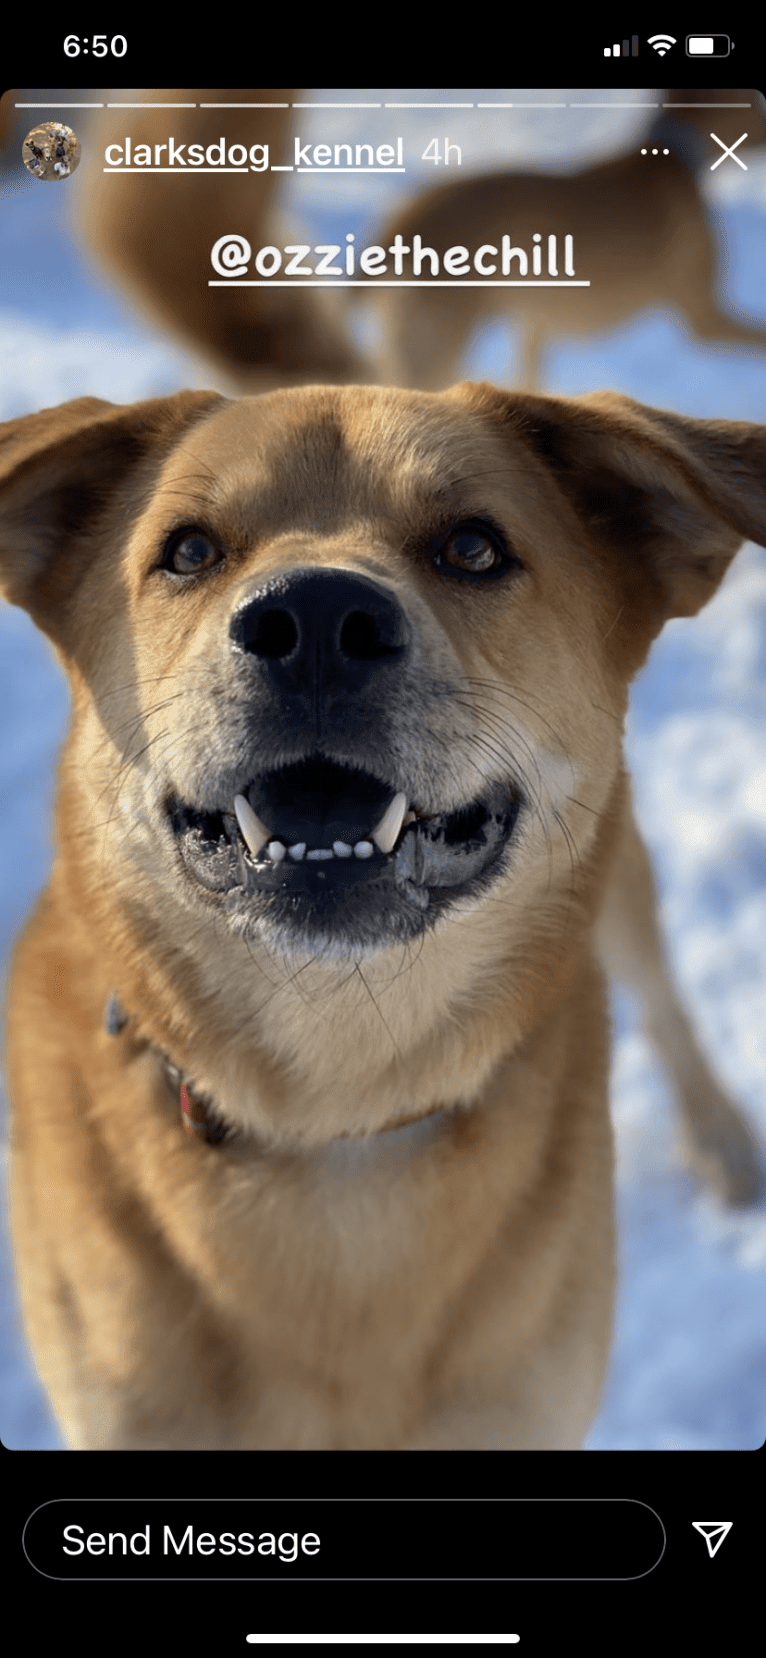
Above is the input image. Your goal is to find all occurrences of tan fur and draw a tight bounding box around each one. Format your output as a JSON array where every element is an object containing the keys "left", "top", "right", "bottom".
[
  {"left": 1, "top": 381, "right": 763, "bottom": 1450},
  {"left": 73, "top": 90, "right": 367, "bottom": 390},
  {"left": 369, "top": 90, "right": 766, "bottom": 390}
]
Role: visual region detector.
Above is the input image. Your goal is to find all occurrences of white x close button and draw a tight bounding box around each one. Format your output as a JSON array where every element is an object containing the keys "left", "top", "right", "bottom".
[{"left": 710, "top": 132, "right": 749, "bottom": 170}]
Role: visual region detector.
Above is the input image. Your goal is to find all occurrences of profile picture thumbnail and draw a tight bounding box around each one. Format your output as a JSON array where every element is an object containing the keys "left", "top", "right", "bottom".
[{"left": 23, "top": 122, "right": 81, "bottom": 182}]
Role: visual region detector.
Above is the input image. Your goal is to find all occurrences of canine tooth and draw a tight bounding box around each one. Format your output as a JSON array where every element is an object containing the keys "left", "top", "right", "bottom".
[
  {"left": 354, "top": 840, "right": 374, "bottom": 858},
  {"left": 370, "top": 791, "right": 408, "bottom": 854},
  {"left": 333, "top": 841, "right": 353, "bottom": 857},
  {"left": 307, "top": 848, "right": 334, "bottom": 860},
  {"left": 288, "top": 843, "right": 307, "bottom": 860},
  {"left": 267, "top": 840, "right": 287, "bottom": 863},
  {"left": 233, "top": 793, "right": 271, "bottom": 857}
]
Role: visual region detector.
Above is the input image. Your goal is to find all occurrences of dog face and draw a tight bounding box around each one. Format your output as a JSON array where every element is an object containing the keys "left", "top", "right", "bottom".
[
  {"left": 1, "top": 382, "right": 764, "bottom": 970},
  {"left": 123, "top": 384, "right": 621, "bottom": 961}
]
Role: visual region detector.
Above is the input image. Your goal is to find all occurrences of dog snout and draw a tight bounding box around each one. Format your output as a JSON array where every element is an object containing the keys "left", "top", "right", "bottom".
[{"left": 229, "top": 568, "right": 412, "bottom": 698}]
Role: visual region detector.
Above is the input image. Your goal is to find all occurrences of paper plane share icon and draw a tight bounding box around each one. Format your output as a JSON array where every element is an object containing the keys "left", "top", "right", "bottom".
[{"left": 692, "top": 1521, "right": 733, "bottom": 1558}]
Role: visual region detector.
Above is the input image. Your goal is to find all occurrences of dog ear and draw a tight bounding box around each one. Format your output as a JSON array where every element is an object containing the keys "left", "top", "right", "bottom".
[
  {"left": 464, "top": 384, "right": 766, "bottom": 621},
  {"left": 0, "top": 390, "right": 223, "bottom": 632}
]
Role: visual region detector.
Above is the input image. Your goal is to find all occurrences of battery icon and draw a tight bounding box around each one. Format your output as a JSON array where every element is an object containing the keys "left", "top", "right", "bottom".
[{"left": 686, "top": 34, "right": 732, "bottom": 55}]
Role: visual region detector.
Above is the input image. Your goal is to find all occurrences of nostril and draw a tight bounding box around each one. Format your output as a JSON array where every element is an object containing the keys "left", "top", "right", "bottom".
[
  {"left": 246, "top": 607, "right": 298, "bottom": 660},
  {"left": 339, "top": 609, "right": 398, "bottom": 660},
  {"left": 230, "top": 568, "right": 412, "bottom": 688}
]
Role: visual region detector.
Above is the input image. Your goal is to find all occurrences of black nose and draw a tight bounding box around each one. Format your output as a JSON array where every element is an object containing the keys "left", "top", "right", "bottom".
[{"left": 230, "top": 568, "right": 411, "bottom": 697}]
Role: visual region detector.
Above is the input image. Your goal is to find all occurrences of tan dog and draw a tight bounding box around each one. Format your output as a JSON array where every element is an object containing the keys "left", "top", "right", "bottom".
[
  {"left": 1, "top": 382, "right": 763, "bottom": 1450},
  {"left": 370, "top": 89, "right": 766, "bottom": 390},
  {"left": 72, "top": 89, "right": 366, "bottom": 390}
]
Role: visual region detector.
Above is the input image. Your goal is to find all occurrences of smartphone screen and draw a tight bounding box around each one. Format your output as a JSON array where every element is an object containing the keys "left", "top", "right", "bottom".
[{"left": 1, "top": 41, "right": 763, "bottom": 1650}]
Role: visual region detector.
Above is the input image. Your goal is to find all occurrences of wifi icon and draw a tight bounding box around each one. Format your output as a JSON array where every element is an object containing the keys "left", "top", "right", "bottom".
[{"left": 648, "top": 33, "right": 677, "bottom": 55}]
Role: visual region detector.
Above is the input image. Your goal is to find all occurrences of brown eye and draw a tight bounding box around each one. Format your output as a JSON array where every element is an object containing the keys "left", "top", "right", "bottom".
[
  {"left": 432, "top": 518, "right": 517, "bottom": 580},
  {"left": 162, "top": 531, "right": 221, "bottom": 576},
  {"left": 442, "top": 528, "right": 499, "bottom": 573}
]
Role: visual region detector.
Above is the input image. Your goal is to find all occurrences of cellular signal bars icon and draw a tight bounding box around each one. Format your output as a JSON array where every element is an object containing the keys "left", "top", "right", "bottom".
[{"left": 604, "top": 36, "right": 639, "bottom": 55}]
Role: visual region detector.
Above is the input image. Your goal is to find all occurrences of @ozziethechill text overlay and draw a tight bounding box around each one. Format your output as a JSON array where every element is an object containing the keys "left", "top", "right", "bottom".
[{"left": 207, "top": 231, "right": 584, "bottom": 287}]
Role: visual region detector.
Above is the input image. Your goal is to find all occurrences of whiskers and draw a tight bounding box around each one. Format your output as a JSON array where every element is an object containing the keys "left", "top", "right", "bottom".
[
  {"left": 57, "top": 650, "right": 606, "bottom": 1060},
  {"left": 456, "top": 674, "right": 594, "bottom": 909}
]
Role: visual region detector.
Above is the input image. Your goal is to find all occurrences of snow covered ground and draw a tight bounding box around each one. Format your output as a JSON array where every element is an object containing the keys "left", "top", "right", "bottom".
[{"left": 1, "top": 89, "right": 765, "bottom": 1450}]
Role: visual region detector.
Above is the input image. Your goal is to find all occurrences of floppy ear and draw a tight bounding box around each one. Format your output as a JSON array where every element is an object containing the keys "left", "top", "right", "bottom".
[
  {"left": 0, "top": 390, "right": 223, "bottom": 637},
  {"left": 465, "top": 384, "right": 766, "bottom": 621}
]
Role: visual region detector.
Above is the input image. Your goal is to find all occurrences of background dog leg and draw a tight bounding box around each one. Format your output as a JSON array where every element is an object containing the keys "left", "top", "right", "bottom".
[
  {"left": 519, "top": 320, "right": 544, "bottom": 391},
  {"left": 597, "top": 793, "right": 763, "bottom": 1204}
]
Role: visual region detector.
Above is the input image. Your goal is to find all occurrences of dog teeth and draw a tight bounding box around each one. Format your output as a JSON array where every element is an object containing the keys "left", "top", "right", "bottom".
[
  {"left": 234, "top": 791, "right": 414, "bottom": 866},
  {"left": 370, "top": 791, "right": 408, "bottom": 854},
  {"left": 278, "top": 838, "right": 375, "bottom": 861},
  {"left": 233, "top": 794, "right": 271, "bottom": 857}
]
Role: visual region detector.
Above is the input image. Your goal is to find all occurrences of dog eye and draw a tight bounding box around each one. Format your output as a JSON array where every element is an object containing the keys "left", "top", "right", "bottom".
[
  {"left": 434, "top": 520, "right": 512, "bottom": 579},
  {"left": 443, "top": 529, "right": 497, "bottom": 572},
  {"left": 161, "top": 531, "right": 221, "bottom": 577}
]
